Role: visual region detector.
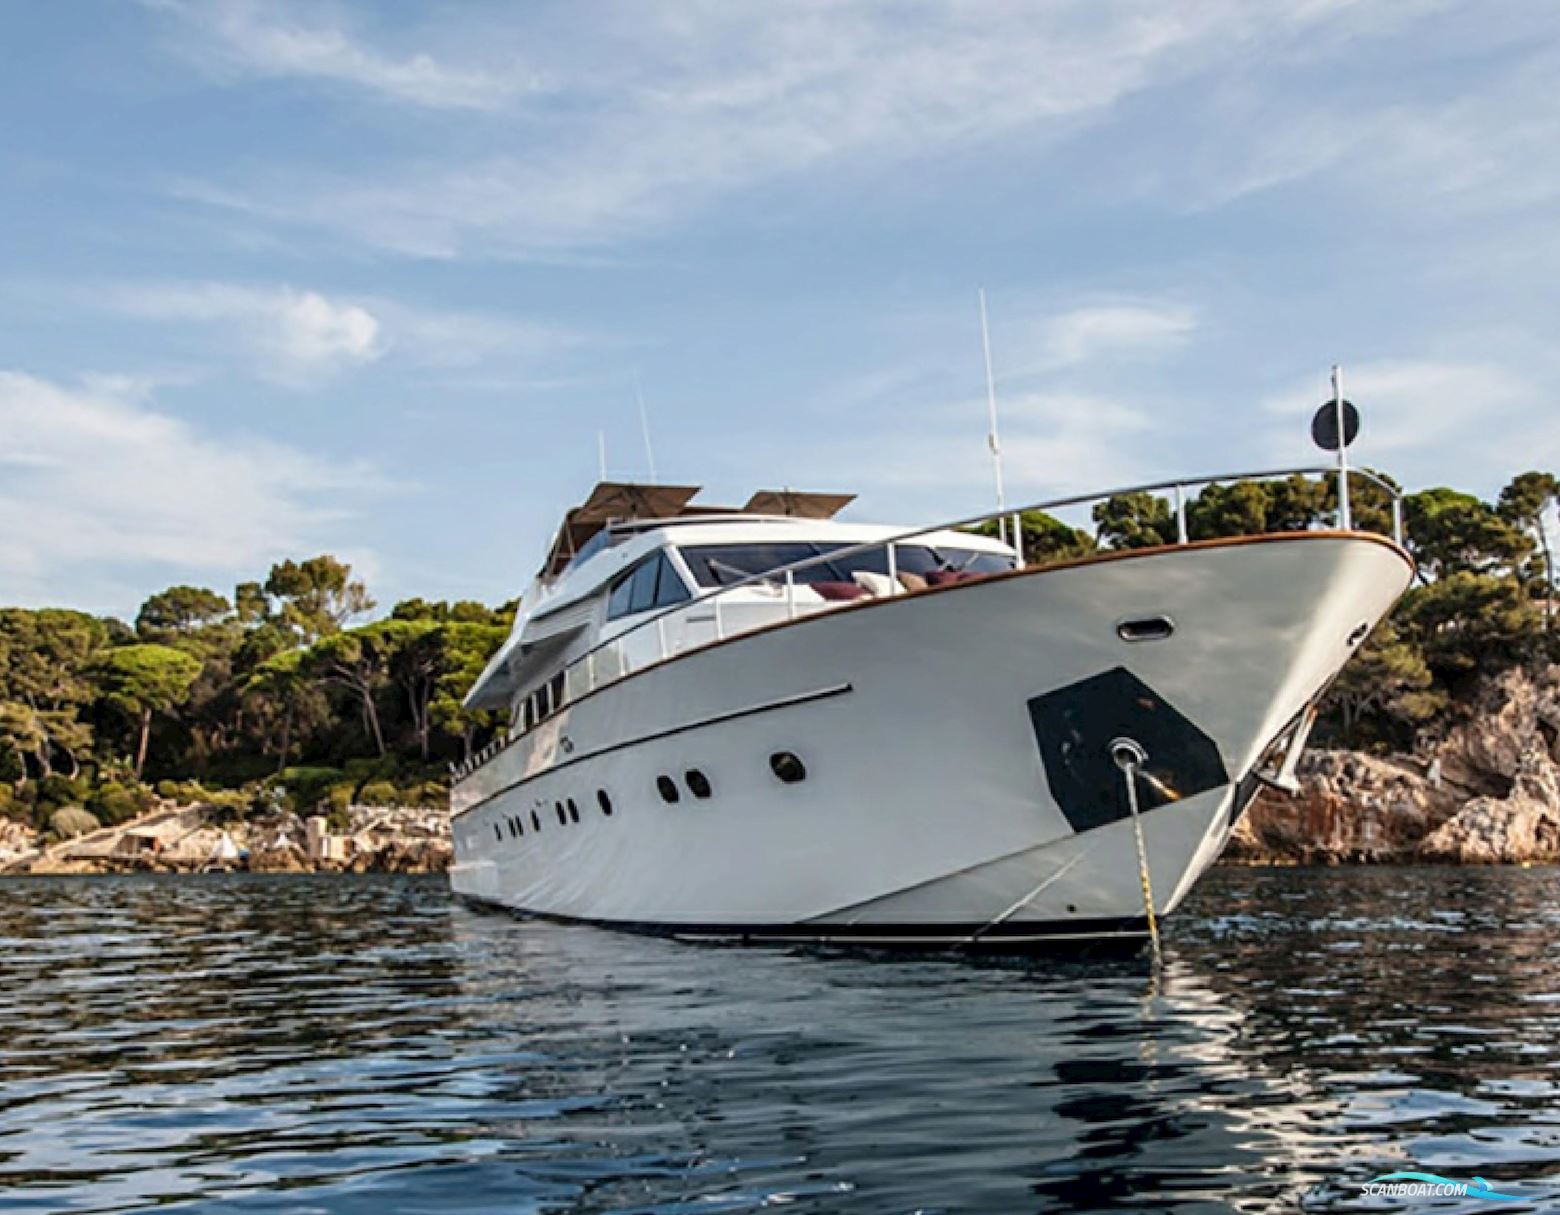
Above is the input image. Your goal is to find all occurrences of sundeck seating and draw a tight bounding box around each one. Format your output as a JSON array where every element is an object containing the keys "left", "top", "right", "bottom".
[{"left": 811, "top": 580, "right": 868, "bottom": 601}]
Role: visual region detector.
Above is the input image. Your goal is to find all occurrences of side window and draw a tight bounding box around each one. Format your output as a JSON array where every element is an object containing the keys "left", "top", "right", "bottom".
[
  {"left": 607, "top": 570, "right": 634, "bottom": 619},
  {"left": 626, "top": 558, "right": 661, "bottom": 615},
  {"left": 608, "top": 552, "right": 692, "bottom": 621},
  {"left": 653, "top": 554, "right": 691, "bottom": 607}
]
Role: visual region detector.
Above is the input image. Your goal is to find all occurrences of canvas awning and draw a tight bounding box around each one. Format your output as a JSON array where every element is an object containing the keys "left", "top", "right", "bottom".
[
  {"left": 742, "top": 490, "right": 856, "bottom": 519},
  {"left": 540, "top": 482, "right": 702, "bottom": 578}
]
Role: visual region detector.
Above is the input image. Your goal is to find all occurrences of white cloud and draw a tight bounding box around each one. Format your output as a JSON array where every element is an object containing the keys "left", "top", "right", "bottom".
[
  {"left": 159, "top": 1, "right": 1434, "bottom": 257},
  {"left": 149, "top": 0, "right": 529, "bottom": 111},
  {"left": 91, "top": 280, "right": 580, "bottom": 385},
  {"left": 1175, "top": 39, "right": 1560, "bottom": 213},
  {"left": 0, "top": 371, "right": 384, "bottom": 614},
  {"left": 109, "top": 283, "right": 384, "bottom": 385},
  {"left": 1023, "top": 302, "right": 1198, "bottom": 373}
]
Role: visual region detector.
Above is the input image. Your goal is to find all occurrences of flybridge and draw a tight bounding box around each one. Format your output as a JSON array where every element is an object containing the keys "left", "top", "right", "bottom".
[{"left": 540, "top": 482, "right": 857, "bottom": 579}]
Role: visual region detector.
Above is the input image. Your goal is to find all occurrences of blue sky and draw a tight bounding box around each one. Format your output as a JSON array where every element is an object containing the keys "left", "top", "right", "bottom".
[{"left": 2, "top": 0, "right": 1557, "bottom": 618}]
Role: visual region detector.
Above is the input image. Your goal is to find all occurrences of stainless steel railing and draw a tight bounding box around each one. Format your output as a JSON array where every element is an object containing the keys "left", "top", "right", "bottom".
[{"left": 452, "top": 464, "right": 1402, "bottom": 781}]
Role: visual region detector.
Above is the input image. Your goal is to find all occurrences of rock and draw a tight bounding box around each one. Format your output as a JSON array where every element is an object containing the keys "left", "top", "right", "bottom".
[
  {"left": 1228, "top": 663, "right": 1560, "bottom": 865},
  {"left": 1417, "top": 743, "right": 1560, "bottom": 863},
  {"left": 1227, "top": 750, "right": 1457, "bottom": 864},
  {"left": 246, "top": 843, "right": 310, "bottom": 873}
]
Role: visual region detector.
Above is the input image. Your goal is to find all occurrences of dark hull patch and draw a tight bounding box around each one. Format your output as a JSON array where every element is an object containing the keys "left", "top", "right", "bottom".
[{"left": 1029, "top": 665, "right": 1229, "bottom": 834}]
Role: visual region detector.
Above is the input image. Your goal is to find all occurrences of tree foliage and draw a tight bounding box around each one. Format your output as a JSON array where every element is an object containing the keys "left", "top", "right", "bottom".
[
  {"left": 0, "top": 553, "right": 510, "bottom": 823},
  {"left": 95, "top": 644, "right": 202, "bottom": 778}
]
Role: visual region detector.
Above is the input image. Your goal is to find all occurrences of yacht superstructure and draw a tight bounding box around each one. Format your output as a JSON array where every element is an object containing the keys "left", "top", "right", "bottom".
[{"left": 450, "top": 472, "right": 1413, "bottom": 951}]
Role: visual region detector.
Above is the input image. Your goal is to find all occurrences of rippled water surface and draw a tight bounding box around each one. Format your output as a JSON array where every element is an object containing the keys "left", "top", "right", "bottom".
[{"left": 3, "top": 869, "right": 1560, "bottom": 1213}]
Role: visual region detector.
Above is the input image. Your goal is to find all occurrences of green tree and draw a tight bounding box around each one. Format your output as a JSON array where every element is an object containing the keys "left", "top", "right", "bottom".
[
  {"left": 94, "top": 644, "right": 202, "bottom": 778},
  {"left": 1324, "top": 622, "right": 1443, "bottom": 744},
  {"left": 429, "top": 620, "right": 509, "bottom": 763},
  {"left": 0, "top": 609, "right": 108, "bottom": 779},
  {"left": 972, "top": 511, "right": 1095, "bottom": 565},
  {"left": 135, "top": 586, "right": 233, "bottom": 646},
  {"left": 262, "top": 556, "right": 375, "bottom": 643},
  {"left": 1187, "top": 481, "right": 1270, "bottom": 540},
  {"left": 244, "top": 649, "right": 328, "bottom": 774},
  {"left": 1396, "top": 571, "right": 1539, "bottom": 682},
  {"left": 1185, "top": 475, "right": 1334, "bottom": 541},
  {"left": 301, "top": 626, "right": 394, "bottom": 756},
  {"left": 1498, "top": 471, "right": 1559, "bottom": 628},
  {"left": 378, "top": 619, "right": 443, "bottom": 760},
  {"left": 1403, "top": 487, "right": 1531, "bottom": 579},
  {"left": 1092, "top": 492, "right": 1177, "bottom": 549}
]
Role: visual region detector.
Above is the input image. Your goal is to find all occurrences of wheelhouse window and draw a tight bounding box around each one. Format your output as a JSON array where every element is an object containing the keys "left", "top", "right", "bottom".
[
  {"left": 682, "top": 542, "right": 1013, "bottom": 588},
  {"left": 606, "top": 551, "right": 691, "bottom": 621}
]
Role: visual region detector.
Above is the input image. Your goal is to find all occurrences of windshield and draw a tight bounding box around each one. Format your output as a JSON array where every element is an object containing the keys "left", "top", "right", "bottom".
[{"left": 681, "top": 542, "right": 1013, "bottom": 588}]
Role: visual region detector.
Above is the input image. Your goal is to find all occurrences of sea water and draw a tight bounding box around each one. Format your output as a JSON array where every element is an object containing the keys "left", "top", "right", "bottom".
[{"left": 2, "top": 868, "right": 1558, "bottom": 1213}]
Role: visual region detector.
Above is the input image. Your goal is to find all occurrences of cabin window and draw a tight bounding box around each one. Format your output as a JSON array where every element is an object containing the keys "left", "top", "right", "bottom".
[
  {"left": 656, "top": 775, "right": 680, "bottom": 804},
  {"left": 550, "top": 672, "right": 566, "bottom": 711},
  {"left": 682, "top": 543, "right": 1013, "bottom": 589},
  {"left": 597, "top": 789, "right": 613, "bottom": 816},
  {"left": 686, "top": 769, "right": 712, "bottom": 799},
  {"left": 607, "top": 552, "right": 693, "bottom": 621},
  {"left": 607, "top": 571, "right": 635, "bottom": 618}
]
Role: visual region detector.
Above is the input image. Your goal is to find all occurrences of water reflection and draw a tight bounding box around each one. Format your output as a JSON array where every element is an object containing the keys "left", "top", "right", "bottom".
[{"left": 0, "top": 869, "right": 1557, "bottom": 1212}]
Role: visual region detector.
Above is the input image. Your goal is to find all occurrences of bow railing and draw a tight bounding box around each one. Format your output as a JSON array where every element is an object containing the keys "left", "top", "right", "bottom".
[{"left": 452, "top": 464, "right": 1403, "bottom": 782}]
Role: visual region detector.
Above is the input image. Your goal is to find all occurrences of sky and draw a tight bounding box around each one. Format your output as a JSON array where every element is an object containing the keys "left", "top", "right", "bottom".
[{"left": 2, "top": 0, "right": 1558, "bottom": 619}]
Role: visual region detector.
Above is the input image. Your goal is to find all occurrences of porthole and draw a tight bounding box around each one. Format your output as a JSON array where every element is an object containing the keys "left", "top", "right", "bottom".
[
  {"left": 531, "top": 810, "right": 541, "bottom": 832},
  {"left": 555, "top": 801, "right": 567, "bottom": 825},
  {"left": 770, "top": 751, "right": 807, "bottom": 784},
  {"left": 1116, "top": 615, "right": 1174, "bottom": 643},
  {"left": 656, "top": 775, "right": 680, "bottom": 804},
  {"left": 567, "top": 798, "right": 580, "bottom": 823},
  {"left": 685, "top": 769, "right": 712, "bottom": 799},
  {"left": 597, "top": 789, "right": 613, "bottom": 816}
]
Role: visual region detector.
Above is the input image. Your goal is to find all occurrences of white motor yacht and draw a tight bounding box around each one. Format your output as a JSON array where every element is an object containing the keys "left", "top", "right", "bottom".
[{"left": 450, "top": 470, "right": 1412, "bottom": 952}]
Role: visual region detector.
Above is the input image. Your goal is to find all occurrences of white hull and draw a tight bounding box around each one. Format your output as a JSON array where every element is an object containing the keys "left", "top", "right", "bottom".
[{"left": 449, "top": 534, "right": 1411, "bottom": 950}]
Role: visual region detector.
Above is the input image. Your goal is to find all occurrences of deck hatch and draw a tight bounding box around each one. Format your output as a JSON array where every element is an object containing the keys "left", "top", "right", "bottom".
[{"left": 1029, "top": 666, "right": 1227, "bottom": 834}]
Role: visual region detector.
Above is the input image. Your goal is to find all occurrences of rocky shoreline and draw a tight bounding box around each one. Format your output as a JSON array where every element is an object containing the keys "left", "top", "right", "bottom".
[
  {"left": 0, "top": 803, "right": 451, "bottom": 875},
  {"left": 1229, "top": 663, "right": 1560, "bottom": 865}
]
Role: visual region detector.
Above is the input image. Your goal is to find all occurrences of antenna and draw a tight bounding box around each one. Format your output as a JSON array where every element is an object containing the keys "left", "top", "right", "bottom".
[
  {"left": 634, "top": 371, "right": 658, "bottom": 485},
  {"left": 597, "top": 430, "right": 607, "bottom": 482},
  {"left": 979, "top": 288, "right": 1006, "bottom": 511},
  {"left": 978, "top": 288, "right": 1009, "bottom": 546}
]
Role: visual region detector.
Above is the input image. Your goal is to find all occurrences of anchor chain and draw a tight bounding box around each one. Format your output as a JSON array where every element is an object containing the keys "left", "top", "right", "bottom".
[{"left": 1110, "top": 737, "right": 1162, "bottom": 970}]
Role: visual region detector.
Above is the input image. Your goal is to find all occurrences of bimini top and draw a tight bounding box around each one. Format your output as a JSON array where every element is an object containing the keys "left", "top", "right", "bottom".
[{"left": 539, "top": 482, "right": 856, "bottom": 579}]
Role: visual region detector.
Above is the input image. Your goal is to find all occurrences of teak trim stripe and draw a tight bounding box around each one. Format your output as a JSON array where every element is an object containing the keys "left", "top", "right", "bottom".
[{"left": 452, "top": 681, "right": 854, "bottom": 822}]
